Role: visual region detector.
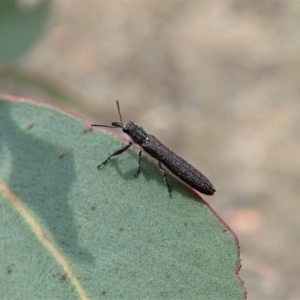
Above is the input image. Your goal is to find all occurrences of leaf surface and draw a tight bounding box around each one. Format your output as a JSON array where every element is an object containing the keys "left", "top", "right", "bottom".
[
  {"left": 0, "top": 95, "right": 245, "bottom": 299},
  {"left": 0, "top": 0, "right": 50, "bottom": 61}
]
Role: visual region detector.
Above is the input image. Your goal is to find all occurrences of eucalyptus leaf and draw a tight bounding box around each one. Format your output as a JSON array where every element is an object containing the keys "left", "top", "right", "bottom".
[
  {"left": 0, "top": 0, "right": 50, "bottom": 61},
  {"left": 0, "top": 95, "right": 246, "bottom": 299}
]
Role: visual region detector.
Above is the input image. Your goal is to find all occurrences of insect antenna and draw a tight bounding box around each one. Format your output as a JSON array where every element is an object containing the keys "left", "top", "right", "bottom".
[
  {"left": 91, "top": 100, "right": 123, "bottom": 129},
  {"left": 116, "top": 100, "right": 123, "bottom": 124},
  {"left": 91, "top": 124, "right": 117, "bottom": 128}
]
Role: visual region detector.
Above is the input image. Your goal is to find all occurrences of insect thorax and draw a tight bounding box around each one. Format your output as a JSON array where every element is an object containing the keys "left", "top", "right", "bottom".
[{"left": 123, "top": 121, "right": 148, "bottom": 145}]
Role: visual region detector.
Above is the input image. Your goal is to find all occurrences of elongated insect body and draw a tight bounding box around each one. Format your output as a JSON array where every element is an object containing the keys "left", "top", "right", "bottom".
[{"left": 92, "top": 101, "right": 216, "bottom": 196}]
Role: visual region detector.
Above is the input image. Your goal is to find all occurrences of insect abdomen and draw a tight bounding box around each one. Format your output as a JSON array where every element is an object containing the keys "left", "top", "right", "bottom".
[{"left": 141, "top": 135, "right": 216, "bottom": 195}]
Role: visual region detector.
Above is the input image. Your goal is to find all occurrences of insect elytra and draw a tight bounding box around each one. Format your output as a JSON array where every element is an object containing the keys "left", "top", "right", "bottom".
[{"left": 91, "top": 101, "right": 216, "bottom": 197}]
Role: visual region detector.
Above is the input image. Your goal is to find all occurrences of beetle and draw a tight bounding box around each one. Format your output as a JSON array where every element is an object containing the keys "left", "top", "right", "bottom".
[{"left": 91, "top": 101, "right": 216, "bottom": 197}]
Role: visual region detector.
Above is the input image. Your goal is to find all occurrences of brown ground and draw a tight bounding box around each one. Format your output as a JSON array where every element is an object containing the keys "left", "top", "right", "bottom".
[{"left": 2, "top": 1, "right": 300, "bottom": 299}]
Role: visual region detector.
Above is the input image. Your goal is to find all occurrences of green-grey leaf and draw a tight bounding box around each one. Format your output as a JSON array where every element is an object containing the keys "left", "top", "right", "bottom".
[
  {"left": 0, "top": 95, "right": 246, "bottom": 299},
  {"left": 0, "top": 0, "right": 50, "bottom": 62}
]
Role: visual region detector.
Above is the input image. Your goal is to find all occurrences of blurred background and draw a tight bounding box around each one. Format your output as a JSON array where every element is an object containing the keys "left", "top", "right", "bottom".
[{"left": 1, "top": 1, "right": 299, "bottom": 299}]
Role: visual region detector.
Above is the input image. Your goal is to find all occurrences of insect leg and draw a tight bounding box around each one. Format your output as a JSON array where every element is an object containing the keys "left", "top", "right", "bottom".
[
  {"left": 134, "top": 150, "right": 143, "bottom": 178},
  {"left": 97, "top": 142, "right": 132, "bottom": 169},
  {"left": 158, "top": 162, "right": 172, "bottom": 198}
]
